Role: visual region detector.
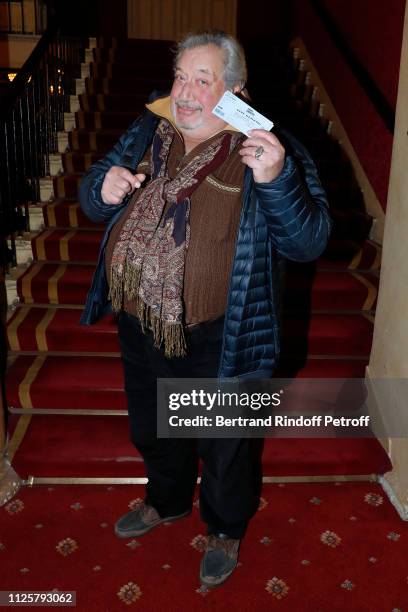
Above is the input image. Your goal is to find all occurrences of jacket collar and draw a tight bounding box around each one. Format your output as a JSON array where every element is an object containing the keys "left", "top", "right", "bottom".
[{"left": 145, "top": 95, "right": 241, "bottom": 140}]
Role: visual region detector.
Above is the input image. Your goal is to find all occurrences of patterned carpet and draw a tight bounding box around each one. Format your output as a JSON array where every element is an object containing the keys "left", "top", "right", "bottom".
[{"left": 1, "top": 481, "right": 407, "bottom": 611}]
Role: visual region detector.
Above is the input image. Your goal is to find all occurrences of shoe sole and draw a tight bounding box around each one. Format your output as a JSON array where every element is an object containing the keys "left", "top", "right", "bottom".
[{"left": 114, "top": 509, "right": 190, "bottom": 538}]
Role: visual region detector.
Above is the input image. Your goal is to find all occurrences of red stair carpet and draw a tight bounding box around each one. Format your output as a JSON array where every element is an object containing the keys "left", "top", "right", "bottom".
[
  {"left": 1, "top": 482, "right": 407, "bottom": 611},
  {"left": 5, "top": 37, "right": 391, "bottom": 480}
]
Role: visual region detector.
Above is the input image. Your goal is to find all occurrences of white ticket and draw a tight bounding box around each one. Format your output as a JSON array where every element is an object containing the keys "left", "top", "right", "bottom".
[{"left": 212, "top": 91, "right": 274, "bottom": 135}]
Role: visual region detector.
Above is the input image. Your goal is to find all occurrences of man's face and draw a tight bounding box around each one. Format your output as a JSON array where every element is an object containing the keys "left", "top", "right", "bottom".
[{"left": 170, "top": 44, "right": 229, "bottom": 141}]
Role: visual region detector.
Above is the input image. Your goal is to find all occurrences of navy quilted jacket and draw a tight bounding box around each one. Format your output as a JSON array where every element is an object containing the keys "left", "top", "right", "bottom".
[{"left": 79, "top": 107, "right": 332, "bottom": 380}]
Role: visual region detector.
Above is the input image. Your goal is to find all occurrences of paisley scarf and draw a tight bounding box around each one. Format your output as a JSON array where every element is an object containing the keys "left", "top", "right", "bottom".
[{"left": 109, "top": 119, "right": 242, "bottom": 357}]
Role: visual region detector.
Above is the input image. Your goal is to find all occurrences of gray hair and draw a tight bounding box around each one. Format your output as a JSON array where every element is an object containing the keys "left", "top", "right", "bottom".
[{"left": 174, "top": 30, "right": 247, "bottom": 91}]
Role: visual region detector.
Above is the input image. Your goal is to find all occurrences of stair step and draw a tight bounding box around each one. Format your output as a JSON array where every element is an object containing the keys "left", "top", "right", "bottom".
[
  {"left": 16, "top": 262, "right": 94, "bottom": 305},
  {"left": 8, "top": 413, "right": 144, "bottom": 478},
  {"left": 79, "top": 93, "right": 148, "bottom": 113},
  {"left": 62, "top": 149, "right": 102, "bottom": 172},
  {"left": 6, "top": 355, "right": 125, "bottom": 410},
  {"left": 6, "top": 353, "right": 369, "bottom": 413},
  {"left": 85, "top": 76, "right": 171, "bottom": 95},
  {"left": 32, "top": 228, "right": 104, "bottom": 262},
  {"left": 52, "top": 173, "right": 83, "bottom": 199},
  {"left": 15, "top": 262, "right": 378, "bottom": 310},
  {"left": 7, "top": 305, "right": 373, "bottom": 357},
  {"left": 30, "top": 225, "right": 380, "bottom": 271},
  {"left": 322, "top": 239, "right": 381, "bottom": 270},
  {"left": 43, "top": 199, "right": 103, "bottom": 228},
  {"left": 90, "top": 61, "right": 173, "bottom": 79},
  {"left": 69, "top": 128, "right": 124, "bottom": 152},
  {"left": 281, "top": 313, "right": 373, "bottom": 357},
  {"left": 93, "top": 44, "right": 174, "bottom": 63},
  {"left": 261, "top": 437, "right": 391, "bottom": 477},
  {"left": 74, "top": 110, "right": 141, "bottom": 132},
  {"left": 7, "top": 306, "right": 119, "bottom": 353},
  {"left": 8, "top": 411, "right": 391, "bottom": 479},
  {"left": 284, "top": 268, "right": 378, "bottom": 312}
]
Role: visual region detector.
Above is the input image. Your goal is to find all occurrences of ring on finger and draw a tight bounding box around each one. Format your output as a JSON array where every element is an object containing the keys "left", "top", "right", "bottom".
[{"left": 254, "top": 145, "right": 264, "bottom": 160}]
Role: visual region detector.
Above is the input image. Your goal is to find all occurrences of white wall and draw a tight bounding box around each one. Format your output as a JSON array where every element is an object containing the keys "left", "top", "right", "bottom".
[{"left": 368, "top": 3, "right": 408, "bottom": 517}]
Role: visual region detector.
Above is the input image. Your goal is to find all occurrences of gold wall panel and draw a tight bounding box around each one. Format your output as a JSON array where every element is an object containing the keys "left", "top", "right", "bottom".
[{"left": 127, "top": 0, "right": 236, "bottom": 41}]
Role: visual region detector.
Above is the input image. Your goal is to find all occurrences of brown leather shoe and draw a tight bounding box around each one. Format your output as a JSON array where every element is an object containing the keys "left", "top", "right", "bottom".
[
  {"left": 200, "top": 533, "right": 240, "bottom": 587},
  {"left": 114, "top": 502, "right": 190, "bottom": 538}
]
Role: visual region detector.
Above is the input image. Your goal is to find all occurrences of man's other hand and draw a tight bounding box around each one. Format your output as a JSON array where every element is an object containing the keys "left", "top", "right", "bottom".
[
  {"left": 239, "top": 129, "right": 285, "bottom": 183},
  {"left": 101, "top": 166, "right": 146, "bottom": 205}
]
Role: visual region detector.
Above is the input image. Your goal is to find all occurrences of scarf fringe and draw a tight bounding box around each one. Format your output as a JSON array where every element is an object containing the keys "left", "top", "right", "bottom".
[
  {"left": 109, "top": 259, "right": 142, "bottom": 312},
  {"left": 137, "top": 295, "right": 188, "bottom": 358},
  {"left": 109, "top": 261, "right": 187, "bottom": 358}
]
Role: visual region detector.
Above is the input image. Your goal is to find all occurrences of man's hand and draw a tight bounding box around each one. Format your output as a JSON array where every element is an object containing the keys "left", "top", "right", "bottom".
[
  {"left": 239, "top": 129, "right": 285, "bottom": 183},
  {"left": 101, "top": 166, "right": 146, "bottom": 205}
]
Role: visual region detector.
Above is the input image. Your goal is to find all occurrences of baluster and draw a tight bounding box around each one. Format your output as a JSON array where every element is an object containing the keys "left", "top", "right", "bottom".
[
  {"left": 292, "top": 46, "right": 300, "bottom": 72},
  {"left": 48, "top": 44, "right": 55, "bottom": 152},
  {"left": 7, "top": 1, "right": 11, "bottom": 32},
  {"left": 9, "top": 113, "right": 17, "bottom": 222},
  {"left": 34, "top": 0, "right": 38, "bottom": 33},
  {"left": 20, "top": 0, "right": 25, "bottom": 34},
  {"left": 310, "top": 85, "right": 320, "bottom": 117},
  {"left": 41, "top": 58, "right": 50, "bottom": 175},
  {"left": 23, "top": 85, "right": 34, "bottom": 203},
  {"left": 303, "top": 71, "right": 313, "bottom": 104},
  {"left": 0, "top": 122, "right": 16, "bottom": 266},
  {"left": 11, "top": 106, "right": 27, "bottom": 230},
  {"left": 28, "top": 78, "right": 41, "bottom": 201}
]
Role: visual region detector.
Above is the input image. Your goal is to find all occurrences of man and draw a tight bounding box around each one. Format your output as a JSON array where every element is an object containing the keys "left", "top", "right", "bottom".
[{"left": 79, "top": 30, "right": 331, "bottom": 587}]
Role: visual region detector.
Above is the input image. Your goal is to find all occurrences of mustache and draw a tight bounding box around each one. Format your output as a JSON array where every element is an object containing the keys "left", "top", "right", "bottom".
[{"left": 175, "top": 100, "right": 203, "bottom": 110}]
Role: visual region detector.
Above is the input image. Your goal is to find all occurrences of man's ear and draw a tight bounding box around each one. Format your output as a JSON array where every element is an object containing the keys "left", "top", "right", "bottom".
[{"left": 232, "top": 84, "right": 242, "bottom": 94}]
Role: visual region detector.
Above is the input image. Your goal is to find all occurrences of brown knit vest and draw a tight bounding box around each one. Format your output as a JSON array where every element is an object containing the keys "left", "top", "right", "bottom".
[{"left": 105, "top": 129, "right": 245, "bottom": 325}]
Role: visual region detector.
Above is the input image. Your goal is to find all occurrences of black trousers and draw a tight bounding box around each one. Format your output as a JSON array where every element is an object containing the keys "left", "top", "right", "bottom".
[{"left": 118, "top": 311, "right": 260, "bottom": 539}]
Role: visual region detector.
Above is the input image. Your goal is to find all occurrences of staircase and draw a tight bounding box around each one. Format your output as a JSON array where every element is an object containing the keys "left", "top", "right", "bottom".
[{"left": 4, "top": 37, "right": 391, "bottom": 483}]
